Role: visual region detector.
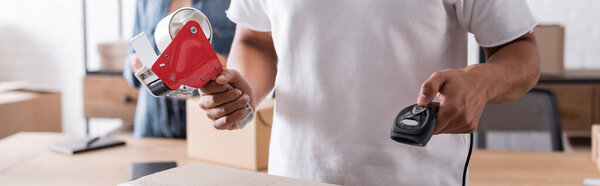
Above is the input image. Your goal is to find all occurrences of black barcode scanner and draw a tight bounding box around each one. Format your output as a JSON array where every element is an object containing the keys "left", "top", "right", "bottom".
[
  {"left": 390, "top": 102, "right": 473, "bottom": 186},
  {"left": 390, "top": 103, "right": 438, "bottom": 147}
]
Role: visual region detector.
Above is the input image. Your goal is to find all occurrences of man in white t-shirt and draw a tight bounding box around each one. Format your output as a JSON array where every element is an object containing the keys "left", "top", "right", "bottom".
[{"left": 195, "top": 0, "right": 540, "bottom": 185}]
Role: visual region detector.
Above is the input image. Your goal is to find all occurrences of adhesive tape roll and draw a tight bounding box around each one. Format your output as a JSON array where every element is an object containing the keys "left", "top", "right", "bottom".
[{"left": 154, "top": 7, "right": 213, "bottom": 53}]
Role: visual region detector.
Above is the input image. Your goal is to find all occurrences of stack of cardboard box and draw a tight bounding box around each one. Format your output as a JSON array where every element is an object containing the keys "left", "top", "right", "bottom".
[{"left": 97, "top": 40, "right": 128, "bottom": 72}]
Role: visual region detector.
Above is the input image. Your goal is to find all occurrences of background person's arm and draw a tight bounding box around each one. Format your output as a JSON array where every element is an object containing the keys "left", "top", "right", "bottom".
[
  {"left": 122, "top": 0, "right": 144, "bottom": 89},
  {"left": 197, "top": 26, "right": 277, "bottom": 130},
  {"left": 417, "top": 32, "right": 540, "bottom": 134}
]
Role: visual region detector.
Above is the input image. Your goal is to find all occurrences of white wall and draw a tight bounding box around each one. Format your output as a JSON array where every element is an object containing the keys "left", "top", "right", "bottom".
[
  {"left": 469, "top": 0, "right": 600, "bottom": 69},
  {"left": 86, "top": 0, "right": 136, "bottom": 71},
  {"left": 0, "top": 1, "right": 85, "bottom": 134},
  {"left": 0, "top": 0, "right": 136, "bottom": 135},
  {"left": 527, "top": 0, "right": 600, "bottom": 69}
]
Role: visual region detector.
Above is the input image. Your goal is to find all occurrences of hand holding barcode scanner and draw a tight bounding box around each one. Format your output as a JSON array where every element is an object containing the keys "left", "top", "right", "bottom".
[
  {"left": 131, "top": 7, "right": 254, "bottom": 129},
  {"left": 391, "top": 69, "right": 485, "bottom": 146}
]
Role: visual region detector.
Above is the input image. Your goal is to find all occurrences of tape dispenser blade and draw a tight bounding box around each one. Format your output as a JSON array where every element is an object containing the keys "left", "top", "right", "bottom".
[{"left": 131, "top": 32, "right": 158, "bottom": 68}]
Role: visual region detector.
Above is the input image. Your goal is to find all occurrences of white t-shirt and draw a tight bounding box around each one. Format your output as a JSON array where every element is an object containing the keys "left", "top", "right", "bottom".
[{"left": 227, "top": 0, "right": 536, "bottom": 185}]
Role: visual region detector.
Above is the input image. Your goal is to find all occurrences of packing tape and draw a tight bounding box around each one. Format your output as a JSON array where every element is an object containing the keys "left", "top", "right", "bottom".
[{"left": 154, "top": 7, "right": 213, "bottom": 53}]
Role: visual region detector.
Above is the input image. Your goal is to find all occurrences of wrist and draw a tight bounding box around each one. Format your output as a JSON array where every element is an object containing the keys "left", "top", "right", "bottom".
[
  {"left": 248, "top": 87, "right": 262, "bottom": 111},
  {"left": 462, "top": 64, "right": 498, "bottom": 102},
  {"left": 250, "top": 94, "right": 259, "bottom": 110}
]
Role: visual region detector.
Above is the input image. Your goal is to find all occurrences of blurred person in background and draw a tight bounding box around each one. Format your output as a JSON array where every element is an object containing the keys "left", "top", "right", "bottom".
[{"left": 123, "top": 0, "right": 235, "bottom": 138}]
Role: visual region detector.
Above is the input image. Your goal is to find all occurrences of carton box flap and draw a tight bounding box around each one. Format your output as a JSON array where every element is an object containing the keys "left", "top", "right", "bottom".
[
  {"left": 119, "top": 163, "right": 337, "bottom": 186},
  {"left": 0, "top": 81, "right": 61, "bottom": 94},
  {"left": 0, "top": 82, "right": 27, "bottom": 93},
  {"left": 0, "top": 91, "right": 39, "bottom": 105}
]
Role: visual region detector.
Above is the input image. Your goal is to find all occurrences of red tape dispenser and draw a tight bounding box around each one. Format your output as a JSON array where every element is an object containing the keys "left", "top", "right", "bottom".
[{"left": 130, "top": 7, "right": 254, "bottom": 129}]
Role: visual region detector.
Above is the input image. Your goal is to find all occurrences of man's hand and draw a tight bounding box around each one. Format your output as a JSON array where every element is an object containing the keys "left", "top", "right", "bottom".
[
  {"left": 416, "top": 32, "right": 540, "bottom": 134},
  {"left": 198, "top": 69, "right": 255, "bottom": 130},
  {"left": 417, "top": 68, "right": 488, "bottom": 134},
  {"left": 203, "top": 25, "right": 277, "bottom": 130}
]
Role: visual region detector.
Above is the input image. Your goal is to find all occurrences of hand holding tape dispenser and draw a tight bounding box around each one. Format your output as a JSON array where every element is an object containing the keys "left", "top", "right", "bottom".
[{"left": 130, "top": 7, "right": 254, "bottom": 129}]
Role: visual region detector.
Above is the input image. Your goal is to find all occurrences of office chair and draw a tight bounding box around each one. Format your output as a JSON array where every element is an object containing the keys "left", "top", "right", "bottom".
[{"left": 476, "top": 89, "right": 563, "bottom": 151}]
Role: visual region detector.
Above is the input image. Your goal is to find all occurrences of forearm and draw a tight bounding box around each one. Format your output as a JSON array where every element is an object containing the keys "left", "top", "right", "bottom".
[
  {"left": 227, "top": 27, "right": 277, "bottom": 106},
  {"left": 469, "top": 34, "right": 540, "bottom": 103}
]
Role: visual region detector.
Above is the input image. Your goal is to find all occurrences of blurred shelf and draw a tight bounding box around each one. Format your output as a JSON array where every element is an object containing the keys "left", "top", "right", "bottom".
[
  {"left": 86, "top": 71, "right": 123, "bottom": 76},
  {"left": 539, "top": 70, "right": 600, "bottom": 84}
]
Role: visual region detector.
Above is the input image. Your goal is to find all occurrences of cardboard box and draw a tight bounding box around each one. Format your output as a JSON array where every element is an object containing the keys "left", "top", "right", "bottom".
[
  {"left": 592, "top": 124, "right": 600, "bottom": 173},
  {"left": 534, "top": 25, "right": 565, "bottom": 75},
  {"left": 186, "top": 98, "right": 274, "bottom": 170},
  {"left": 593, "top": 124, "right": 600, "bottom": 163},
  {"left": 119, "top": 163, "right": 336, "bottom": 186},
  {"left": 0, "top": 88, "right": 61, "bottom": 139},
  {"left": 98, "top": 40, "right": 128, "bottom": 71}
]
